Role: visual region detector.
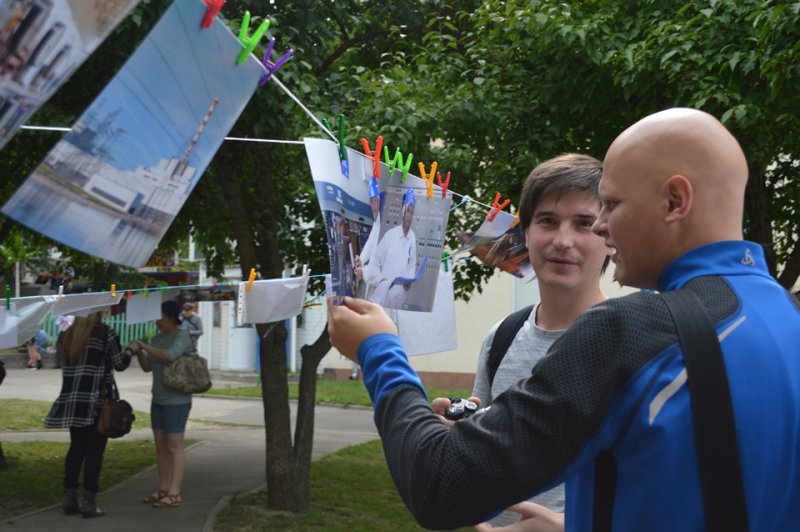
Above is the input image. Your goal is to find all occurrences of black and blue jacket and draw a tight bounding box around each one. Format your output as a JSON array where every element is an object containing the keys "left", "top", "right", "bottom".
[{"left": 357, "top": 241, "right": 800, "bottom": 530}]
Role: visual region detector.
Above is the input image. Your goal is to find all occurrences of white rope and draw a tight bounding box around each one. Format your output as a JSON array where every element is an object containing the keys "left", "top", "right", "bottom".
[{"left": 20, "top": 125, "right": 305, "bottom": 145}]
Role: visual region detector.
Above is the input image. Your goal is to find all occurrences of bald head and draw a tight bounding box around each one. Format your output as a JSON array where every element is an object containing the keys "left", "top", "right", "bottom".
[{"left": 595, "top": 108, "right": 749, "bottom": 288}]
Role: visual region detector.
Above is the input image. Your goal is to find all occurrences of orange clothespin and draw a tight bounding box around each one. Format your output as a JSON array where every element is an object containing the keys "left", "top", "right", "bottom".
[
  {"left": 201, "top": 0, "right": 225, "bottom": 29},
  {"left": 110, "top": 284, "right": 116, "bottom": 298},
  {"left": 246, "top": 268, "right": 256, "bottom": 292},
  {"left": 418, "top": 162, "right": 438, "bottom": 199},
  {"left": 509, "top": 211, "right": 520, "bottom": 228},
  {"left": 436, "top": 171, "right": 451, "bottom": 199},
  {"left": 485, "top": 192, "right": 511, "bottom": 222},
  {"left": 360, "top": 136, "right": 384, "bottom": 179},
  {"left": 127, "top": 290, "right": 133, "bottom": 300}
]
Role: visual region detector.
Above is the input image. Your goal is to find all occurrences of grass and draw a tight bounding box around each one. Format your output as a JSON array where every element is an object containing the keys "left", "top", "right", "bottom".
[
  {"left": 205, "top": 377, "right": 473, "bottom": 407},
  {"left": 0, "top": 398, "right": 151, "bottom": 431},
  {"left": 213, "top": 439, "right": 472, "bottom": 531},
  {"left": 0, "top": 439, "right": 173, "bottom": 519}
]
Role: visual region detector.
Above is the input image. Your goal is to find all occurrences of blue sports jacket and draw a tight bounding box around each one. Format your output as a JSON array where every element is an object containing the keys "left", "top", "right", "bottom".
[{"left": 357, "top": 241, "right": 800, "bottom": 530}]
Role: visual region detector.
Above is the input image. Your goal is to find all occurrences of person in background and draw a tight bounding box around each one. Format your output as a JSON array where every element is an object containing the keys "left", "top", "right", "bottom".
[
  {"left": 130, "top": 300, "right": 193, "bottom": 509},
  {"left": 44, "top": 311, "right": 132, "bottom": 518},
  {"left": 26, "top": 329, "right": 48, "bottom": 370},
  {"left": 445, "top": 154, "right": 612, "bottom": 526},
  {"left": 179, "top": 303, "right": 203, "bottom": 355}
]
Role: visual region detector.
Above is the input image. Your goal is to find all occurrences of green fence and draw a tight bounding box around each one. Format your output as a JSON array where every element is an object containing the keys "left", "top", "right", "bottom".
[{"left": 41, "top": 314, "right": 158, "bottom": 347}]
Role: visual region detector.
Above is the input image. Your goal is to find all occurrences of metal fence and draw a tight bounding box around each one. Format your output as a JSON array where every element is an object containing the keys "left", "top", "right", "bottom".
[{"left": 41, "top": 314, "right": 157, "bottom": 346}]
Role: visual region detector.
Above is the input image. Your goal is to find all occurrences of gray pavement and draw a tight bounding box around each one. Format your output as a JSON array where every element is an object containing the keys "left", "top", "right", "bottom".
[{"left": 0, "top": 368, "right": 378, "bottom": 530}]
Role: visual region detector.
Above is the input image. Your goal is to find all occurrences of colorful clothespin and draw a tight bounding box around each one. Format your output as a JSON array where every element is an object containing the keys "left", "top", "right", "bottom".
[
  {"left": 384, "top": 146, "right": 401, "bottom": 177},
  {"left": 246, "top": 268, "right": 256, "bottom": 292},
  {"left": 110, "top": 284, "right": 116, "bottom": 298},
  {"left": 442, "top": 251, "right": 450, "bottom": 272},
  {"left": 201, "top": 0, "right": 225, "bottom": 29},
  {"left": 127, "top": 290, "right": 133, "bottom": 301},
  {"left": 360, "top": 136, "right": 384, "bottom": 179},
  {"left": 5, "top": 285, "right": 9, "bottom": 310},
  {"left": 509, "top": 211, "right": 521, "bottom": 228},
  {"left": 323, "top": 115, "right": 348, "bottom": 170},
  {"left": 418, "top": 162, "right": 438, "bottom": 199},
  {"left": 436, "top": 171, "right": 452, "bottom": 199},
  {"left": 57, "top": 285, "right": 64, "bottom": 297},
  {"left": 259, "top": 37, "right": 294, "bottom": 86},
  {"left": 143, "top": 279, "right": 150, "bottom": 298},
  {"left": 486, "top": 192, "right": 511, "bottom": 222},
  {"left": 236, "top": 11, "right": 270, "bottom": 65},
  {"left": 398, "top": 151, "right": 413, "bottom": 183}
]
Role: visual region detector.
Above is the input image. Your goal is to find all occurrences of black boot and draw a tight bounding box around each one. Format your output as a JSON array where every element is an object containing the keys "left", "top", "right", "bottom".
[
  {"left": 81, "top": 491, "right": 105, "bottom": 518},
  {"left": 63, "top": 488, "right": 80, "bottom": 515}
]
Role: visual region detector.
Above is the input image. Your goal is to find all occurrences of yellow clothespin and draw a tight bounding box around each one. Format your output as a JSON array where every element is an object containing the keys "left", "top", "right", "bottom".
[
  {"left": 110, "top": 284, "right": 116, "bottom": 298},
  {"left": 418, "top": 161, "right": 438, "bottom": 199},
  {"left": 509, "top": 211, "right": 520, "bottom": 228},
  {"left": 246, "top": 268, "right": 256, "bottom": 292}
]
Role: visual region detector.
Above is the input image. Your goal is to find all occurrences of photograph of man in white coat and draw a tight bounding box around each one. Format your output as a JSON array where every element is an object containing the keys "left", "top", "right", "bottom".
[
  {"left": 365, "top": 187, "right": 418, "bottom": 308},
  {"left": 354, "top": 177, "right": 382, "bottom": 300}
]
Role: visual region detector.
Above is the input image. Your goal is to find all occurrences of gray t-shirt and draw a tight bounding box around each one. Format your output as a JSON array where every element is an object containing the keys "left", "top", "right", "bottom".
[
  {"left": 472, "top": 303, "right": 566, "bottom": 524},
  {"left": 146, "top": 328, "right": 193, "bottom": 405}
]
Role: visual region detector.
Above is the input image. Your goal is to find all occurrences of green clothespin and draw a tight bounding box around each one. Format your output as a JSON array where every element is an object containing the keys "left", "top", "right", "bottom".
[
  {"left": 442, "top": 251, "right": 450, "bottom": 272},
  {"left": 336, "top": 114, "right": 347, "bottom": 161},
  {"left": 398, "top": 151, "right": 413, "bottom": 183},
  {"left": 384, "top": 146, "right": 401, "bottom": 177},
  {"left": 237, "top": 11, "right": 270, "bottom": 65}
]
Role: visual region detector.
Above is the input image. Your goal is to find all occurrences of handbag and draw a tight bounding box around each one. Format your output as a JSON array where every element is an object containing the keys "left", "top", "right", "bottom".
[
  {"left": 97, "top": 394, "right": 135, "bottom": 439},
  {"left": 163, "top": 353, "right": 212, "bottom": 394}
]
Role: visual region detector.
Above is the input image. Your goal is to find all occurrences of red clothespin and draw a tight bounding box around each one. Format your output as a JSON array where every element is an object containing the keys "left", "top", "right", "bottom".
[
  {"left": 360, "top": 136, "right": 384, "bottom": 179},
  {"left": 436, "top": 170, "right": 451, "bottom": 199},
  {"left": 202, "top": 0, "right": 225, "bottom": 29},
  {"left": 259, "top": 37, "right": 294, "bottom": 86},
  {"left": 418, "top": 162, "right": 438, "bottom": 199},
  {"left": 486, "top": 192, "right": 511, "bottom": 222}
]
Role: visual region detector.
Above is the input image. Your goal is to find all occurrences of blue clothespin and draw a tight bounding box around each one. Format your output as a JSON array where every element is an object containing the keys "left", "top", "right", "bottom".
[
  {"left": 259, "top": 37, "right": 294, "bottom": 86},
  {"left": 237, "top": 11, "right": 270, "bottom": 65}
]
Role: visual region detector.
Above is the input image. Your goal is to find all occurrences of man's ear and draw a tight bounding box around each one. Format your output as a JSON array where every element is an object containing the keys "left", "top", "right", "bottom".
[{"left": 663, "top": 175, "right": 692, "bottom": 223}]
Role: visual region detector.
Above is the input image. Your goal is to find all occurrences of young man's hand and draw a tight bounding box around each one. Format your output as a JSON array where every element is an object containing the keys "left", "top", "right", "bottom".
[{"left": 328, "top": 296, "right": 397, "bottom": 362}]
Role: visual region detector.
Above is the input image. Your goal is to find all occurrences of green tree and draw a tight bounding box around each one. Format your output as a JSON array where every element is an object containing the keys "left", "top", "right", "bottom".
[{"left": 405, "top": 0, "right": 800, "bottom": 288}]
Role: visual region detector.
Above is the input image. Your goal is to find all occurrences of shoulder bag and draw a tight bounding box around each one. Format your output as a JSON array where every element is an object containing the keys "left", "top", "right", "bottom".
[
  {"left": 163, "top": 353, "right": 212, "bottom": 394},
  {"left": 97, "top": 325, "right": 135, "bottom": 438}
]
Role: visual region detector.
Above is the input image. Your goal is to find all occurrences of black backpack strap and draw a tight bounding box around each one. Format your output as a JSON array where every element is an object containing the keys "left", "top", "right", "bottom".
[
  {"left": 661, "top": 289, "right": 749, "bottom": 532},
  {"left": 593, "top": 290, "right": 749, "bottom": 532},
  {"left": 487, "top": 305, "right": 534, "bottom": 387}
]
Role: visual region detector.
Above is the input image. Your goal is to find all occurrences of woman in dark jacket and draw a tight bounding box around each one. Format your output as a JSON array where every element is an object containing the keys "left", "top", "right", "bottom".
[{"left": 45, "top": 311, "right": 132, "bottom": 518}]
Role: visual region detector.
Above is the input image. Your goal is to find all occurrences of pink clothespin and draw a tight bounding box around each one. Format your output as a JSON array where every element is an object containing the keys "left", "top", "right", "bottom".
[
  {"left": 259, "top": 37, "right": 294, "bottom": 86},
  {"left": 202, "top": 0, "right": 225, "bottom": 29},
  {"left": 360, "top": 136, "right": 384, "bottom": 179},
  {"left": 418, "top": 162, "right": 438, "bottom": 199},
  {"left": 436, "top": 170, "right": 451, "bottom": 199},
  {"left": 486, "top": 192, "right": 511, "bottom": 222}
]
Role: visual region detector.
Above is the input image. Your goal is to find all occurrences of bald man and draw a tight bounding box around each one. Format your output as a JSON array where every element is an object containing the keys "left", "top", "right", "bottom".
[{"left": 327, "top": 108, "right": 800, "bottom": 531}]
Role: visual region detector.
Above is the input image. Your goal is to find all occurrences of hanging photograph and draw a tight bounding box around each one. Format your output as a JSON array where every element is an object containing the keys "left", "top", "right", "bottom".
[
  {"left": 0, "top": 0, "right": 141, "bottom": 151},
  {"left": 455, "top": 211, "right": 533, "bottom": 279},
  {"left": 1, "top": 0, "right": 266, "bottom": 266},
  {"left": 305, "top": 137, "right": 451, "bottom": 312}
]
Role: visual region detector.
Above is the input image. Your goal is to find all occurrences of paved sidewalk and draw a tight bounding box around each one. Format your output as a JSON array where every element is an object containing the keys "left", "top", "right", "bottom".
[{"left": 0, "top": 368, "right": 378, "bottom": 530}]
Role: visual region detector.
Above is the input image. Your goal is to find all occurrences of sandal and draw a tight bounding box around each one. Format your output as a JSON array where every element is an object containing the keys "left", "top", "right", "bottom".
[
  {"left": 142, "top": 490, "right": 167, "bottom": 504},
  {"left": 152, "top": 493, "right": 181, "bottom": 509}
]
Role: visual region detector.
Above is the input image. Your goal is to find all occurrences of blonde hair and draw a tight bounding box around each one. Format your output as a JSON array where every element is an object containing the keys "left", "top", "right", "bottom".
[{"left": 58, "top": 312, "right": 104, "bottom": 366}]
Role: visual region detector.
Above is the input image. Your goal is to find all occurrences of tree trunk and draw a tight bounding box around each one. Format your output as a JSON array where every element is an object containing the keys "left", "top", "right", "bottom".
[
  {"left": 291, "top": 326, "right": 331, "bottom": 509},
  {"left": 0, "top": 441, "right": 7, "bottom": 470},
  {"left": 744, "top": 163, "right": 776, "bottom": 275},
  {"left": 777, "top": 238, "right": 800, "bottom": 290}
]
